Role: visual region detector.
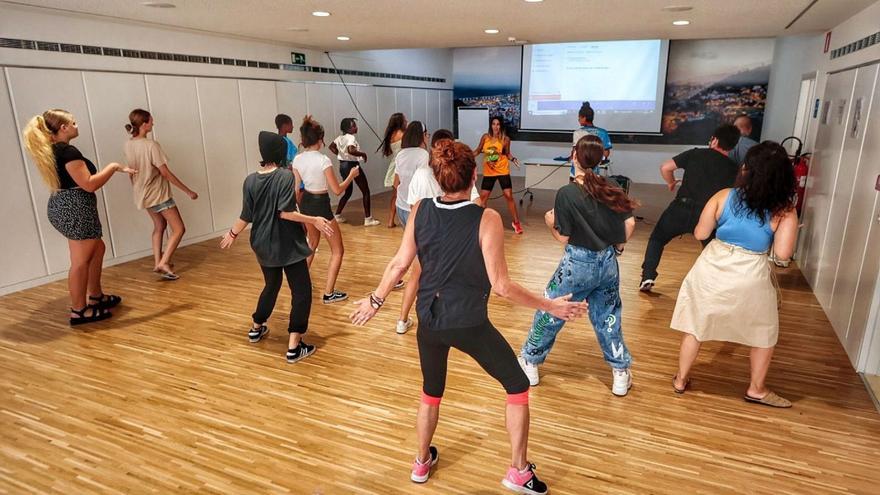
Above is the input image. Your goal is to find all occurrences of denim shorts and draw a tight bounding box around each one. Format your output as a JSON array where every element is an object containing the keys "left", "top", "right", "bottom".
[
  {"left": 148, "top": 198, "right": 177, "bottom": 213},
  {"left": 396, "top": 206, "right": 410, "bottom": 227}
]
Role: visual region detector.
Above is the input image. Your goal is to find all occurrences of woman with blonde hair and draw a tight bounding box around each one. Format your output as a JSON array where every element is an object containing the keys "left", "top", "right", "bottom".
[
  {"left": 22, "top": 109, "right": 135, "bottom": 325},
  {"left": 124, "top": 109, "right": 198, "bottom": 280}
]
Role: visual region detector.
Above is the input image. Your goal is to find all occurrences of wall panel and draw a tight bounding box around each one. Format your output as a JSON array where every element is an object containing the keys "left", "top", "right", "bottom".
[
  {"left": 0, "top": 70, "right": 47, "bottom": 287},
  {"left": 395, "top": 88, "right": 412, "bottom": 119},
  {"left": 145, "top": 75, "right": 213, "bottom": 240},
  {"left": 238, "top": 80, "right": 278, "bottom": 170},
  {"left": 196, "top": 77, "right": 248, "bottom": 230},
  {"left": 7, "top": 67, "right": 111, "bottom": 274},
  {"left": 355, "top": 86, "right": 384, "bottom": 194},
  {"left": 439, "top": 91, "right": 453, "bottom": 132},
  {"left": 275, "top": 81, "right": 308, "bottom": 124},
  {"left": 411, "top": 88, "right": 427, "bottom": 125},
  {"left": 426, "top": 90, "right": 441, "bottom": 133},
  {"left": 82, "top": 71, "right": 153, "bottom": 258}
]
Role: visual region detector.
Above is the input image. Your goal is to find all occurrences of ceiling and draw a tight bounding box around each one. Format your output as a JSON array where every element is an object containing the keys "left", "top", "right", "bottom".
[{"left": 3, "top": 0, "right": 875, "bottom": 51}]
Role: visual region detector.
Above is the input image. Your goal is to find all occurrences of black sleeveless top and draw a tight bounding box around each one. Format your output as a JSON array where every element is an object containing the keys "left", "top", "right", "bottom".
[{"left": 414, "top": 198, "right": 491, "bottom": 331}]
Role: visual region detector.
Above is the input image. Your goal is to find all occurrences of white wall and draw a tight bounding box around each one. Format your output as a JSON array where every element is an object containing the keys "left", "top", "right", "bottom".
[
  {"left": 0, "top": 5, "right": 453, "bottom": 294},
  {"left": 762, "top": 34, "right": 824, "bottom": 142},
  {"left": 795, "top": 0, "right": 880, "bottom": 371}
]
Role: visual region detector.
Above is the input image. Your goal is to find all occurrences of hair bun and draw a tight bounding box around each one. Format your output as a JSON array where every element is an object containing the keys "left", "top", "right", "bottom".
[{"left": 124, "top": 124, "right": 133, "bottom": 132}]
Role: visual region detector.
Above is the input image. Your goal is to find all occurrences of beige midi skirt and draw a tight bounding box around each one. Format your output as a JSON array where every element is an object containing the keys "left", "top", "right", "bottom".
[{"left": 671, "top": 239, "right": 778, "bottom": 348}]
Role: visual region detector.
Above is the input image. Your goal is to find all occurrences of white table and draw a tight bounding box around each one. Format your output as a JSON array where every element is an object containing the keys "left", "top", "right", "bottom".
[{"left": 522, "top": 158, "right": 570, "bottom": 191}]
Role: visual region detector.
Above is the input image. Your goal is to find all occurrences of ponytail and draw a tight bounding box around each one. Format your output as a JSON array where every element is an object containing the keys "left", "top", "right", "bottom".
[
  {"left": 300, "top": 115, "right": 325, "bottom": 147},
  {"left": 573, "top": 134, "right": 638, "bottom": 213},
  {"left": 23, "top": 111, "right": 71, "bottom": 191}
]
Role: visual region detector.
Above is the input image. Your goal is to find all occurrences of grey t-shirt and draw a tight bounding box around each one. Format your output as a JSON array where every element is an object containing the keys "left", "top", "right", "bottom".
[
  {"left": 728, "top": 135, "right": 758, "bottom": 165},
  {"left": 240, "top": 168, "right": 311, "bottom": 267}
]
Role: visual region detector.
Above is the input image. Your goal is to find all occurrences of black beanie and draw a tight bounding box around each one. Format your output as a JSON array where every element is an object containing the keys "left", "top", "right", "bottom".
[{"left": 258, "top": 131, "right": 286, "bottom": 165}]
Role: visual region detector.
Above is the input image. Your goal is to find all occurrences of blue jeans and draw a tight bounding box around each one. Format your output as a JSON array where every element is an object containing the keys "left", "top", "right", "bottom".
[
  {"left": 396, "top": 206, "right": 410, "bottom": 227},
  {"left": 521, "top": 244, "right": 632, "bottom": 370}
]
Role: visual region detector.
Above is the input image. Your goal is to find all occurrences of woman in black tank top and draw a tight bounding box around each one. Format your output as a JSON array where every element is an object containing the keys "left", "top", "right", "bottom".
[{"left": 351, "top": 141, "right": 586, "bottom": 494}]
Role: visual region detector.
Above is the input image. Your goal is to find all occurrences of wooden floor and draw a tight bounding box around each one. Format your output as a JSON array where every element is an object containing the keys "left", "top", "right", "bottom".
[{"left": 1, "top": 182, "right": 879, "bottom": 494}]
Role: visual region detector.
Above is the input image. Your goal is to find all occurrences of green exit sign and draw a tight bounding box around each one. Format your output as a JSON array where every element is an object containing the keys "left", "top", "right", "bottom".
[{"left": 291, "top": 52, "right": 306, "bottom": 65}]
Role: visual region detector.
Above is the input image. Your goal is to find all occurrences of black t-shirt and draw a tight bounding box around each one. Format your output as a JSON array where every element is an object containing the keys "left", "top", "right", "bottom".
[
  {"left": 240, "top": 168, "right": 312, "bottom": 267},
  {"left": 673, "top": 148, "right": 738, "bottom": 205},
  {"left": 54, "top": 143, "right": 97, "bottom": 189},
  {"left": 554, "top": 181, "right": 633, "bottom": 251}
]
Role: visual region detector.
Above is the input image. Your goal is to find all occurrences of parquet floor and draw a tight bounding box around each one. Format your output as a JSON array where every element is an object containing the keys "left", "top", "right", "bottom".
[{"left": 1, "top": 183, "right": 878, "bottom": 494}]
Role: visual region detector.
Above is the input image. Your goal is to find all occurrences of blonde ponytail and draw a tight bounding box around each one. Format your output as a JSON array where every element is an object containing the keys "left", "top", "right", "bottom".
[{"left": 23, "top": 114, "right": 61, "bottom": 191}]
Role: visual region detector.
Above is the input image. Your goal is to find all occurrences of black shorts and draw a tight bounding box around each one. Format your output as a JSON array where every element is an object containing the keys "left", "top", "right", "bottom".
[
  {"left": 481, "top": 174, "right": 512, "bottom": 192},
  {"left": 417, "top": 321, "right": 529, "bottom": 398},
  {"left": 299, "top": 191, "right": 333, "bottom": 220}
]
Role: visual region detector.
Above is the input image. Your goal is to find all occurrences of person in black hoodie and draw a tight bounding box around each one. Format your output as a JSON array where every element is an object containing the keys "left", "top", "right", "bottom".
[{"left": 220, "top": 131, "right": 334, "bottom": 363}]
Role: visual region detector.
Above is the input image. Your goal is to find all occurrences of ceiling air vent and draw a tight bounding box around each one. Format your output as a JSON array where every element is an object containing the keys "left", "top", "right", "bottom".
[
  {"left": 830, "top": 31, "right": 880, "bottom": 59},
  {"left": 0, "top": 37, "right": 446, "bottom": 83}
]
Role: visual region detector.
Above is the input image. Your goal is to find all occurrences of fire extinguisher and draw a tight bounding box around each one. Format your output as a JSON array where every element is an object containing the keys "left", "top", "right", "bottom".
[{"left": 781, "top": 137, "right": 811, "bottom": 216}]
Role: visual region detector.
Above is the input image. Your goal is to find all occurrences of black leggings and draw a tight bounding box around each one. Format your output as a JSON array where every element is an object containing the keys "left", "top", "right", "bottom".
[
  {"left": 336, "top": 160, "right": 371, "bottom": 217},
  {"left": 641, "top": 199, "right": 713, "bottom": 281},
  {"left": 253, "top": 260, "right": 311, "bottom": 334},
  {"left": 417, "top": 321, "right": 530, "bottom": 398}
]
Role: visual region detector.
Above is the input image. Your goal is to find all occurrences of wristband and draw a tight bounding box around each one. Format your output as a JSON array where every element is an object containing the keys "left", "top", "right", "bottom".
[
  {"left": 369, "top": 292, "right": 384, "bottom": 310},
  {"left": 229, "top": 229, "right": 238, "bottom": 239}
]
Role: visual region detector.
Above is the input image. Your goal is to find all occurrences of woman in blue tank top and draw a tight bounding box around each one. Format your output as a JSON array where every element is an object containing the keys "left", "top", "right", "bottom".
[{"left": 670, "top": 142, "right": 799, "bottom": 408}]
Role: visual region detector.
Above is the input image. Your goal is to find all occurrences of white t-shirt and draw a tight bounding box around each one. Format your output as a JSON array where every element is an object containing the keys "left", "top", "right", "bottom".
[
  {"left": 333, "top": 133, "right": 361, "bottom": 162},
  {"left": 292, "top": 150, "right": 332, "bottom": 191},
  {"left": 408, "top": 166, "right": 480, "bottom": 207},
  {"left": 394, "top": 148, "right": 430, "bottom": 211}
]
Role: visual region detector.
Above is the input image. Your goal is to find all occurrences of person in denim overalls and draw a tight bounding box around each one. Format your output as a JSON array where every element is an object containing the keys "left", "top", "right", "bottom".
[{"left": 519, "top": 134, "right": 639, "bottom": 396}]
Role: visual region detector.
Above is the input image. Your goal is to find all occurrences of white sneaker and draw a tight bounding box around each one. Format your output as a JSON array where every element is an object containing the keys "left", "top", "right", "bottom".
[
  {"left": 364, "top": 217, "right": 381, "bottom": 227},
  {"left": 639, "top": 279, "right": 655, "bottom": 292},
  {"left": 396, "top": 319, "right": 413, "bottom": 334},
  {"left": 612, "top": 368, "right": 632, "bottom": 396},
  {"left": 334, "top": 214, "right": 347, "bottom": 224},
  {"left": 518, "top": 356, "right": 540, "bottom": 386}
]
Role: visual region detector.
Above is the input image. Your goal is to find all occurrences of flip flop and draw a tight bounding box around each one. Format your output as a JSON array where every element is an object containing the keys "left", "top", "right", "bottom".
[
  {"left": 157, "top": 269, "right": 179, "bottom": 281},
  {"left": 744, "top": 391, "right": 792, "bottom": 408},
  {"left": 672, "top": 374, "right": 690, "bottom": 394}
]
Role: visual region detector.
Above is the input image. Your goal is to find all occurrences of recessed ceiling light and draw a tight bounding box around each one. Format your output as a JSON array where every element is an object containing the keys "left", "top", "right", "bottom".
[
  {"left": 484, "top": 29, "right": 500, "bottom": 34},
  {"left": 142, "top": 1, "right": 176, "bottom": 7},
  {"left": 312, "top": 11, "right": 331, "bottom": 17},
  {"left": 287, "top": 27, "right": 309, "bottom": 32},
  {"left": 663, "top": 5, "right": 693, "bottom": 12},
  {"left": 524, "top": 0, "right": 544, "bottom": 3},
  {"left": 672, "top": 20, "right": 690, "bottom": 26},
  {"left": 337, "top": 36, "right": 350, "bottom": 41}
]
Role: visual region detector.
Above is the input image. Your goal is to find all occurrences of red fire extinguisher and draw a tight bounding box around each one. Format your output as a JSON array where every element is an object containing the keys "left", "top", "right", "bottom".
[{"left": 782, "top": 137, "right": 811, "bottom": 216}]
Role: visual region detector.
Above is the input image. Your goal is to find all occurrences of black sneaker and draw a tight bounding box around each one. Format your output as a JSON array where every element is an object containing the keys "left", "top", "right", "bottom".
[
  {"left": 639, "top": 278, "right": 655, "bottom": 292},
  {"left": 286, "top": 342, "right": 316, "bottom": 363},
  {"left": 502, "top": 463, "right": 548, "bottom": 495},
  {"left": 322, "top": 290, "right": 348, "bottom": 304},
  {"left": 248, "top": 325, "right": 269, "bottom": 343}
]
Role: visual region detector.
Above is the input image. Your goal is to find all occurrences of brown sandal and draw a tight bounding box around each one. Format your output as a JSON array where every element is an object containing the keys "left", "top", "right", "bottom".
[
  {"left": 672, "top": 374, "right": 690, "bottom": 394},
  {"left": 744, "top": 391, "right": 792, "bottom": 408}
]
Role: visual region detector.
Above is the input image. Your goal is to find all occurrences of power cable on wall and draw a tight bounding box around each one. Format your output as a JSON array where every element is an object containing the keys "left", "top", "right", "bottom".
[{"left": 324, "top": 51, "right": 382, "bottom": 142}]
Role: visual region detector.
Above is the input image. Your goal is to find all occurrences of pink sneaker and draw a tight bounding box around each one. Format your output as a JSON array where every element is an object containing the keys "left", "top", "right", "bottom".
[
  {"left": 502, "top": 462, "right": 548, "bottom": 494},
  {"left": 410, "top": 446, "right": 438, "bottom": 483},
  {"left": 512, "top": 221, "right": 524, "bottom": 234}
]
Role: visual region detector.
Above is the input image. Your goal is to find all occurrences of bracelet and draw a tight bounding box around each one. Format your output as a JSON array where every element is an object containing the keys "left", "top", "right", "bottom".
[
  {"left": 228, "top": 229, "right": 238, "bottom": 239},
  {"left": 369, "top": 292, "right": 385, "bottom": 309}
]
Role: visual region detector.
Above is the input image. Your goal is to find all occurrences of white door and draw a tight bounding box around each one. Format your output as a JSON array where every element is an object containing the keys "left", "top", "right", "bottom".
[{"left": 798, "top": 69, "right": 856, "bottom": 295}]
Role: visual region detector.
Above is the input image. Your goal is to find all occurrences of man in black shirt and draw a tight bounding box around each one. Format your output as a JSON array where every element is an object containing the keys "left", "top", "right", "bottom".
[{"left": 639, "top": 124, "right": 740, "bottom": 292}]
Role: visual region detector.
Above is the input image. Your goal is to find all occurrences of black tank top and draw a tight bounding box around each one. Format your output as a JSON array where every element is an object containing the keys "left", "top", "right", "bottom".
[{"left": 414, "top": 198, "right": 491, "bottom": 331}]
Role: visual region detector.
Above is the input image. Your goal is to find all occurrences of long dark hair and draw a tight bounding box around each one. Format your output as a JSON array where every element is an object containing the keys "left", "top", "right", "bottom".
[
  {"left": 488, "top": 116, "right": 506, "bottom": 139},
  {"left": 573, "top": 135, "right": 639, "bottom": 213},
  {"left": 401, "top": 121, "right": 426, "bottom": 149},
  {"left": 734, "top": 141, "right": 796, "bottom": 222},
  {"left": 377, "top": 112, "right": 407, "bottom": 156}
]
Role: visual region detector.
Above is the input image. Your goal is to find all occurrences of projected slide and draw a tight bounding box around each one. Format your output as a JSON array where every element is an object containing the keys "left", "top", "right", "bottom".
[{"left": 520, "top": 40, "right": 669, "bottom": 133}]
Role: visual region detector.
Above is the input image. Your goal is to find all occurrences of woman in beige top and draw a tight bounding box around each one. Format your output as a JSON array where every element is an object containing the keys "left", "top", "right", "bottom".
[{"left": 124, "top": 109, "right": 198, "bottom": 280}]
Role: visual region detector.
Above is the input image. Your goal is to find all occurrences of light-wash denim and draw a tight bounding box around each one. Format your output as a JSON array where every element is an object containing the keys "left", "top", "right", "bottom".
[
  {"left": 521, "top": 244, "right": 632, "bottom": 370},
  {"left": 397, "top": 206, "right": 410, "bottom": 227}
]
